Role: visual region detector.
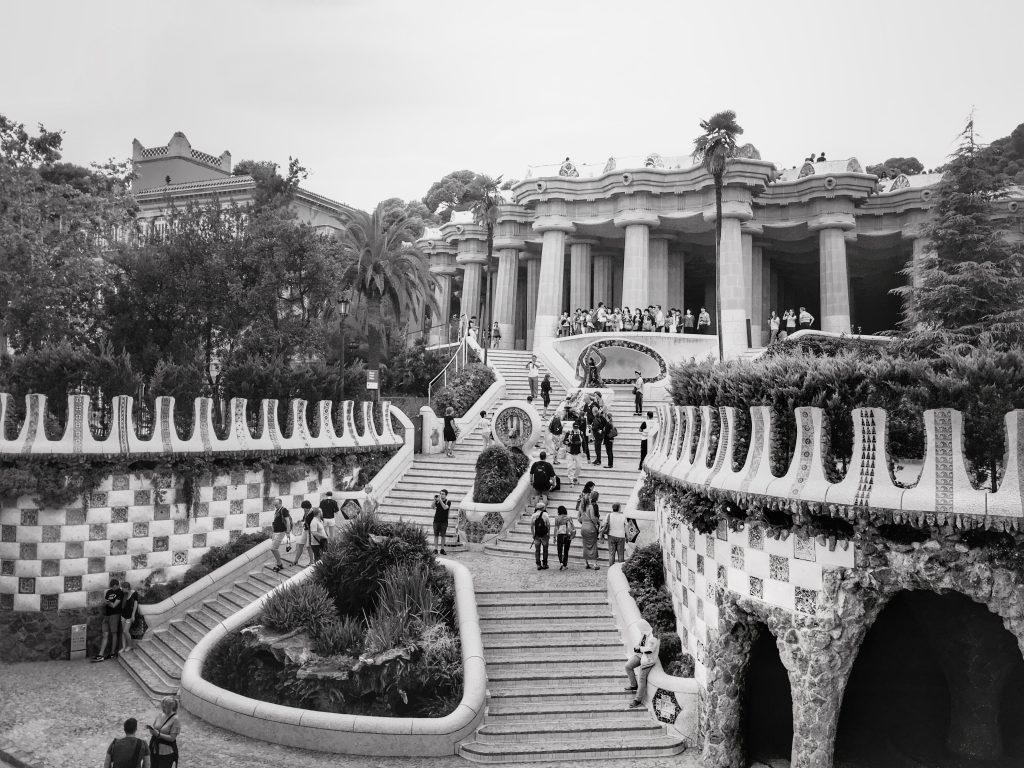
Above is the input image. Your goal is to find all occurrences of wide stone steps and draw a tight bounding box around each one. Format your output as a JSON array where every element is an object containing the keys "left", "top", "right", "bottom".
[
  {"left": 120, "top": 559, "right": 302, "bottom": 699},
  {"left": 486, "top": 700, "right": 652, "bottom": 722},
  {"left": 460, "top": 734, "right": 685, "bottom": 763},
  {"left": 476, "top": 718, "right": 664, "bottom": 742},
  {"left": 474, "top": 589, "right": 607, "bottom": 607},
  {"left": 479, "top": 617, "right": 617, "bottom": 633}
]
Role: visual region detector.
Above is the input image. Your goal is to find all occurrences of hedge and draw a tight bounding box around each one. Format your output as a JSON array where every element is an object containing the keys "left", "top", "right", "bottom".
[
  {"left": 433, "top": 363, "right": 496, "bottom": 418},
  {"left": 473, "top": 446, "right": 528, "bottom": 503}
]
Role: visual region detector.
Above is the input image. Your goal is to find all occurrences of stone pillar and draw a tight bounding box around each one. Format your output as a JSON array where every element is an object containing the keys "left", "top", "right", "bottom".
[
  {"left": 750, "top": 244, "right": 764, "bottom": 346},
  {"left": 648, "top": 235, "right": 671, "bottom": 310},
  {"left": 615, "top": 203, "right": 659, "bottom": 311},
  {"left": 460, "top": 261, "right": 484, "bottom": 324},
  {"left": 911, "top": 236, "right": 931, "bottom": 289},
  {"left": 668, "top": 250, "right": 685, "bottom": 310},
  {"left": 760, "top": 252, "right": 771, "bottom": 345},
  {"left": 568, "top": 238, "right": 595, "bottom": 311},
  {"left": 593, "top": 253, "right": 613, "bottom": 308},
  {"left": 492, "top": 246, "right": 520, "bottom": 349},
  {"left": 816, "top": 226, "right": 853, "bottom": 334},
  {"left": 426, "top": 246, "right": 457, "bottom": 345},
  {"left": 532, "top": 212, "right": 573, "bottom": 345},
  {"left": 522, "top": 253, "right": 541, "bottom": 349},
  {"left": 719, "top": 216, "right": 747, "bottom": 356}
]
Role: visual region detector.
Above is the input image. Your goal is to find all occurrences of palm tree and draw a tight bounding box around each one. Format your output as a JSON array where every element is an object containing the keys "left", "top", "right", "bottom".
[
  {"left": 336, "top": 202, "right": 438, "bottom": 368},
  {"left": 468, "top": 176, "right": 502, "bottom": 363},
  {"left": 692, "top": 110, "right": 744, "bottom": 361}
]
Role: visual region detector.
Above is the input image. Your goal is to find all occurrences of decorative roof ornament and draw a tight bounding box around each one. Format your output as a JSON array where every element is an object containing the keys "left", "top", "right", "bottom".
[
  {"left": 846, "top": 158, "right": 864, "bottom": 173},
  {"left": 734, "top": 143, "right": 761, "bottom": 160},
  {"left": 890, "top": 174, "right": 910, "bottom": 191},
  {"left": 644, "top": 153, "right": 665, "bottom": 169},
  {"left": 603, "top": 156, "right": 616, "bottom": 173},
  {"left": 558, "top": 157, "right": 579, "bottom": 177},
  {"left": 797, "top": 161, "right": 816, "bottom": 179}
]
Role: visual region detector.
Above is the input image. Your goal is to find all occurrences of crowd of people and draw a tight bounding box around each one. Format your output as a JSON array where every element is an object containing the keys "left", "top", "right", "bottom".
[
  {"left": 559, "top": 303, "right": 712, "bottom": 335},
  {"left": 767, "top": 306, "right": 815, "bottom": 343},
  {"left": 269, "top": 486, "right": 378, "bottom": 570}
]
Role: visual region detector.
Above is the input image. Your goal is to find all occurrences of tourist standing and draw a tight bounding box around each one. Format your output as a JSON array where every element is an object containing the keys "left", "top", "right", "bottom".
[
  {"left": 525, "top": 355, "right": 540, "bottom": 399},
  {"left": 799, "top": 306, "right": 815, "bottom": 330},
  {"left": 119, "top": 581, "right": 140, "bottom": 652},
  {"left": 92, "top": 578, "right": 123, "bottom": 662},
  {"left": 547, "top": 411, "right": 563, "bottom": 464},
  {"left": 563, "top": 422, "right": 584, "bottom": 485},
  {"left": 289, "top": 500, "right": 316, "bottom": 567},
  {"left": 269, "top": 498, "right": 292, "bottom": 572},
  {"left": 553, "top": 505, "right": 575, "bottom": 570},
  {"left": 769, "top": 311, "right": 781, "bottom": 343},
  {"left": 590, "top": 405, "right": 605, "bottom": 465},
  {"left": 596, "top": 302, "right": 609, "bottom": 331},
  {"left": 633, "top": 371, "right": 644, "bottom": 415},
  {"left": 146, "top": 696, "right": 180, "bottom": 767},
  {"left": 307, "top": 507, "right": 328, "bottom": 563},
  {"left": 603, "top": 412, "right": 616, "bottom": 468},
  {"left": 601, "top": 502, "right": 627, "bottom": 566},
  {"left": 577, "top": 483, "right": 601, "bottom": 570},
  {"left": 683, "top": 309, "right": 695, "bottom": 333},
  {"left": 104, "top": 718, "right": 148, "bottom": 768},
  {"left": 625, "top": 631, "right": 660, "bottom": 708},
  {"left": 784, "top": 308, "right": 797, "bottom": 335},
  {"left": 458, "top": 313, "right": 468, "bottom": 340},
  {"left": 530, "top": 451, "right": 556, "bottom": 502},
  {"left": 654, "top": 305, "right": 665, "bottom": 332},
  {"left": 479, "top": 410, "right": 494, "bottom": 449},
  {"left": 442, "top": 405, "right": 457, "bottom": 457},
  {"left": 639, "top": 410, "right": 658, "bottom": 470},
  {"left": 540, "top": 374, "right": 552, "bottom": 413},
  {"left": 433, "top": 489, "right": 451, "bottom": 555},
  {"left": 320, "top": 491, "right": 339, "bottom": 540},
  {"left": 697, "top": 307, "right": 711, "bottom": 334},
  {"left": 491, "top": 321, "right": 501, "bottom": 348},
  {"left": 531, "top": 502, "right": 551, "bottom": 570}
]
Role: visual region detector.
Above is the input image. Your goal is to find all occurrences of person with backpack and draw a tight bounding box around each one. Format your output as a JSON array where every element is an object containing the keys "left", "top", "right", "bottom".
[
  {"left": 531, "top": 501, "right": 551, "bottom": 570},
  {"left": 104, "top": 717, "right": 149, "bottom": 768},
  {"left": 601, "top": 502, "right": 628, "bottom": 566},
  {"left": 530, "top": 451, "right": 556, "bottom": 502},
  {"left": 562, "top": 422, "right": 585, "bottom": 485},
  {"left": 546, "top": 411, "right": 563, "bottom": 463},
  {"left": 552, "top": 505, "right": 575, "bottom": 570},
  {"left": 319, "top": 491, "right": 340, "bottom": 540}
]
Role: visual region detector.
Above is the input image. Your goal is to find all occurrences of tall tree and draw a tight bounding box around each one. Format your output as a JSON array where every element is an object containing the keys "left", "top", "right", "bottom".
[
  {"left": 692, "top": 110, "right": 744, "bottom": 361},
  {"left": 866, "top": 156, "right": 925, "bottom": 178},
  {"left": 422, "top": 170, "right": 502, "bottom": 223},
  {"left": 894, "top": 119, "right": 1024, "bottom": 349}
]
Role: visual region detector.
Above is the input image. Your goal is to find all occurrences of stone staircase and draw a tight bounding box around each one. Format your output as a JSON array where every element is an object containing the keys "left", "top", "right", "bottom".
[
  {"left": 120, "top": 557, "right": 303, "bottom": 698},
  {"left": 459, "top": 586, "right": 687, "bottom": 762},
  {"left": 375, "top": 350, "right": 565, "bottom": 548},
  {"left": 485, "top": 382, "right": 661, "bottom": 564}
]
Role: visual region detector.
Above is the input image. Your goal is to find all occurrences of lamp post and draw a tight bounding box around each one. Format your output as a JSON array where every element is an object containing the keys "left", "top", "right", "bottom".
[{"left": 337, "top": 290, "right": 351, "bottom": 401}]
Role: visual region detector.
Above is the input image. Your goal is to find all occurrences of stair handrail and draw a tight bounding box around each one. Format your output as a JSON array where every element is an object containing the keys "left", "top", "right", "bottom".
[{"left": 427, "top": 336, "right": 478, "bottom": 405}]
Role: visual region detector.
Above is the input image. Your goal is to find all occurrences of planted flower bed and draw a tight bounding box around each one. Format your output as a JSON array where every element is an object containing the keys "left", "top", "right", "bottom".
[
  {"left": 202, "top": 512, "right": 461, "bottom": 717},
  {"left": 622, "top": 543, "right": 694, "bottom": 677}
]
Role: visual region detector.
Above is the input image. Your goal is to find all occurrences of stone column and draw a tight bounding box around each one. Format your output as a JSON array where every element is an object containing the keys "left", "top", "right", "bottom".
[
  {"left": 568, "top": 238, "right": 596, "bottom": 311},
  {"left": 760, "top": 252, "right": 771, "bottom": 345},
  {"left": 492, "top": 244, "right": 521, "bottom": 350},
  {"left": 532, "top": 212, "right": 573, "bottom": 345},
  {"left": 593, "top": 253, "right": 613, "bottom": 308},
  {"left": 648, "top": 235, "right": 671, "bottom": 310},
  {"left": 750, "top": 244, "right": 764, "bottom": 346},
  {"left": 460, "top": 261, "right": 484, "bottom": 324},
  {"left": 811, "top": 214, "right": 855, "bottom": 334},
  {"left": 615, "top": 202, "right": 659, "bottom": 311},
  {"left": 522, "top": 253, "right": 541, "bottom": 349},
  {"left": 719, "top": 216, "right": 748, "bottom": 356},
  {"left": 668, "top": 250, "right": 685, "bottom": 310},
  {"left": 427, "top": 248, "right": 457, "bottom": 345}
]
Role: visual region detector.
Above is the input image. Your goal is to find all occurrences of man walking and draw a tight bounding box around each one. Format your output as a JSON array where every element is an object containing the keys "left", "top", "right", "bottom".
[
  {"left": 525, "top": 355, "right": 540, "bottom": 399},
  {"left": 625, "top": 630, "right": 660, "bottom": 708},
  {"left": 553, "top": 505, "right": 574, "bottom": 570},
  {"left": 320, "top": 491, "right": 339, "bottom": 540},
  {"left": 602, "top": 502, "right": 627, "bottom": 565},
  {"left": 633, "top": 371, "right": 644, "bottom": 415},
  {"left": 563, "top": 422, "right": 584, "bottom": 485},
  {"left": 531, "top": 501, "right": 551, "bottom": 570},
  {"left": 530, "top": 451, "right": 556, "bottom": 502}
]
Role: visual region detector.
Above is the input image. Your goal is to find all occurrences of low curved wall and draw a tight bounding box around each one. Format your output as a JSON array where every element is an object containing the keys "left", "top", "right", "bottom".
[
  {"left": 179, "top": 558, "right": 485, "bottom": 756},
  {"left": 550, "top": 332, "right": 717, "bottom": 377}
]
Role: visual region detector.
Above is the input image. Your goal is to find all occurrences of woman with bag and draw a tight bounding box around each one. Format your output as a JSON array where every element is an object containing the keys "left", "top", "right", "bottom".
[
  {"left": 552, "top": 505, "right": 575, "bottom": 570},
  {"left": 577, "top": 483, "right": 601, "bottom": 571},
  {"left": 307, "top": 507, "right": 329, "bottom": 563},
  {"left": 146, "top": 696, "right": 180, "bottom": 767},
  {"left": 119, "top": 581, "right": 140, "bottom": 651},
  {"left": 289, "top": 501, "right": 316, "bottom": 567},
  {"left": 442, "top": 405, "right": 458, "bottom": 458},
  {"left": 270, "top": 498, "right": 292, "bottom": 572}
]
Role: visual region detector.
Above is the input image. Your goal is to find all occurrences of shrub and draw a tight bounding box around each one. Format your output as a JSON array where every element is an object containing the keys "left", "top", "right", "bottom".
[
  {"left": 622, "top": 542, "right": 665, "bottom": 590},
  {"left": 138, "top": 531, "right": 268, "bottom": 604},
  {"left": 634, "top": 582, "right": 675, "bottom": 634},
  {"left": 310, "top": 616, "right": 364, "bottom": 657},
  {"left": 473, "top": 446, "right": 524, "bottom": 503},
  {"left": 261, "top": 580, "right": 336, "bottom": 637},
  {"left": 659, "top": 631, "right": 681, "bottom": 668},
  {"left": 433, "top": 363, "right": 495, "bottom": 418},
  {"left": 637, "top": 474, "right": 657, "bottom": 511},
  {"left": 378, "top": 562, "right": 436, "bottom": 625}
]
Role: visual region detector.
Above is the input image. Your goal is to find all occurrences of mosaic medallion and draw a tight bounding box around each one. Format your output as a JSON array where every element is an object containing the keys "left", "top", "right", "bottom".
[
  {"left": 491, "top": 403, "right": 540, "bottom": 450},
  {"left": 652, "top": 689, "right": 681, "bottom": 724}
]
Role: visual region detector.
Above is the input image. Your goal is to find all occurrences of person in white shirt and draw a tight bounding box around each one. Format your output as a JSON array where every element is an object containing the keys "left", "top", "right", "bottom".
[
  {"left": 596, "top": 302, "right": 609, "bottom": 331},
  {"left": 769, "top": 311, "right": 781, "bottom": 343},
  {"left": 625, "top": 629, "right": 660, "bottom": 708},
  {"left": 654, "top": 305, "right": 665, "bottom": 332},
  {"left": 697, "top": 308, "right": 711, "bottom": 334},
  {"left": 798, "top": 306, "right": 815, "bottom": 330},
  {"left": 479, "top": 410, "right": 494, "bottom": 449},
  {"left": 525, "top": 355, "right": 540, "bottom": 399},
  {"left": 600, "top": 502, "right": 628, "bottom": 565},
  {"left": 633, "top": 371, "right": 644, "bottom": 416},
  {"left": 639, "top": 410, "right": 658, "bottom": 470}
]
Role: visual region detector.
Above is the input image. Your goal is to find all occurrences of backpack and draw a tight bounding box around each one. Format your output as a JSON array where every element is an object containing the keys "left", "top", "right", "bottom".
[
  {"left": 108, "top": 737, "right": 144, "bottom": 768},
  {"left": 533, "top": 514, "right": 549, "bottom": 539},
  {"left": 549, "top": 416, "right": 563, "bottom": 435}
]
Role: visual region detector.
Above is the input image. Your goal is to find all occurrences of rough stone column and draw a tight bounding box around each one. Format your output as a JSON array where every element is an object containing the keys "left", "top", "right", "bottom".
[
  {"left": 532, "top": 211, "right": 573, "bottom": 346},
  {"left": 648, "top": 235, "right": 671, "bottom": 310},
  {"left": 719, "top": 216, "right": 748, "bottom": 356},
  {"left": 593, "top": 253, "right": 613, "bottom": 308},
  {"left": 522, "top": 253, "right": 541, "bottom": 349},
  {"left": 668, "top": 250, "right": 686, "bottom": 310},
  {"left": 615, "top": 202, "right": 659, "bottom": 311},
  {"left": 750, "top": 244, "right": 764, "bottom": 345},
  {"left": 568, "top": 238, "right": 596, "bottom": 311},
  {"left": 492, "top": 247, "right": 520, "bottom": 349}
]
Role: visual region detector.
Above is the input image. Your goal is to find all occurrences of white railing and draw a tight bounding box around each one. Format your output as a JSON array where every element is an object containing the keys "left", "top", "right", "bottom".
[{"left": 427, "top": 337, "right": 474, "bottom": 404}]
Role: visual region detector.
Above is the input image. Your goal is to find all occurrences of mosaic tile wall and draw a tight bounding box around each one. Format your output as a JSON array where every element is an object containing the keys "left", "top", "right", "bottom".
[
  {"left": 656, "top": 495, "right": 854, "bottom": 687},
  {"left": 0, "top": 467, "right": 338, "bottom": 612}
]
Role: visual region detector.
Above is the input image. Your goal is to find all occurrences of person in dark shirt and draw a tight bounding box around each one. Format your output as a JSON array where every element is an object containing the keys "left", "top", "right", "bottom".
[
  {"left": 104, "top": 717, "right": 149, "bottom": 768},
  {"left": 433, "top": 489, "right": 451, "bottom": 555},
  {"left": 120, "top": 581, "right": 140, "bottom": 651},
  {"left": 319, "top": 491, "right": 340, "bottom": 540},
  {"left": 270, "top": 498, "right": 293, "bottom": 572},
  {"left": 93, "top": 578, "right": 123, "bottom": 661},
  {"left": 530, "top": 451, "right": 556, "bottom": 500}
]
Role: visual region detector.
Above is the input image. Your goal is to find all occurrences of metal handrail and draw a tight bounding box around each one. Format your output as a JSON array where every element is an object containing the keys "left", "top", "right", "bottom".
[{"left": 427, "top": 336, "right": 470, "bottom": 404}]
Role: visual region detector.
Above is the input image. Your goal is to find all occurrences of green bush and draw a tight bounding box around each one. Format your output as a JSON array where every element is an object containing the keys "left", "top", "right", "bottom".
[
  {"left": 139, "top": 531, "right": 268, "bottom": 604},
  {"left": 310, "top": 616, "right": 364, "bottom": 657},
  {"left": 637, "top": 474, "right": 657, "bottom": 512},
  {"left": 622, "top": 542, "right": 665, "bottom": 590},
  {"left": 659, "top": 631, "right": 681, "bottom": 668},
  {"left": 472, "top": 446, "right": 524, "bottom": 503},
  {"left": 433, "top": 363, "right": 495, "bottom": 418},
  {"left": 261, "top": 580, "right": 336, "bottom": 637}
]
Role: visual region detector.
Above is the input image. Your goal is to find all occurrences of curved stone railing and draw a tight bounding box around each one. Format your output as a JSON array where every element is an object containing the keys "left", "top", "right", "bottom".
[
  {"left": 0, "top": 394, "right": 403, "bottom": 456},
  {"left": 607, "top": 563, "right": 697, "bottom": 741},
  {"left": 179, "top": 558, "right": 485, "bottom": 756},
  {"left": 644, "top": 404, "right": 1024, "bottom": 526}
]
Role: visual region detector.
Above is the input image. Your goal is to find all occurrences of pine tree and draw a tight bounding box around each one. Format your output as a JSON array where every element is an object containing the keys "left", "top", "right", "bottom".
[{"left": 895, "top": 118, "right": 1024, "bottom": 348}]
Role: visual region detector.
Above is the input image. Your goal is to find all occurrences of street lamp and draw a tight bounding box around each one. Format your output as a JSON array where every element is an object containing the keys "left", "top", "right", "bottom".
[{"left": 337, "top": 290, "right": 351, "bottom": 401}]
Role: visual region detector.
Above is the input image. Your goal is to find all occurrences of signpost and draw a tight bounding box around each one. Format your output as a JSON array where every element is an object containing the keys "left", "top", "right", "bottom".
[
  {"left": 366, "top": 369, "right": 379, "bottom": 401},
  {"left": 70, "top": 623, "right": 87, "bottom": 660}
]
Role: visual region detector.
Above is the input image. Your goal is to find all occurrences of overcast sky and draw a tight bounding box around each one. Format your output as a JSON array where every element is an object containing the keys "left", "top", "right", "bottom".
[{"left": 1, "top": 0, "right": 1019, "bottom": 210}]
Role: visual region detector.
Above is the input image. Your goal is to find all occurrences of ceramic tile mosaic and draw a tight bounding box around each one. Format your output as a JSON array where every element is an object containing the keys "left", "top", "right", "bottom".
[
  {"left": 0, "top": 561, "right": 13, "bottom": 576},
  {"left": 696, "top": 554, "right": 704, "bottom": 574},
  {"left": 153, "top": 503, "right": 171, "bottom": 521},
  {"left": 42, "top": 525, "right": 61, "bottom": 543},
  {"left": 90, "top": 492, "right": 108, "bottom": 507},
  {"left": 192, "top": 533, "right": 207, "bottom": 549},
  {"left": 795, "top": 587, "right": 818, "bottom": 614},
  {"left": 41, "top": 560, "right": 59, "bottom": 577},
  {"left": 111, "top": 474, "right": 130, "bottom": 491},
  {"left": 749, "top": 575, "right": 764, "bottom": 599},
  {"left": 688, "top": 569, "right": 695, "bottom": 590},
  {"left": 111, "top": 507, "right": 129, "bottom": 524},
  {"left": 212, "top": 486, "right": 228, "bottom": 502},
  {"left": 65, "top": 541, "right": 83, "bottom": 559},
  {"left": 173, "top": 518, "right": 190, "bottom": 535},
  {"left": 793, "top": 534, "right": 816, "bottom": 562},
  {"left": 769, "top": 554, "right": 790, "bottom": 582},
  {"left": 716, "top": 518, "right": 728, "bottom": 541},
  {"left": 730, "top": 545, "right": 744, "bottom": 569},
  {"left": 247, "top": 482, "right": 262, "bottom": 498},
  {"left": 20, "top": 509, "right": 38, "bottom": 526},
  {"left": 705, "top": 537, "right": 715, "bottom": 558},
  {"left": 696, "top": 597, "right": 704, "bottom": 620},
  {"left": 172, "top": 550, "right": 188, "bottom": 566},
  {"left": 64, "top": 575, "right": 82, "bottom": 592},
  {"left": 689, "top": 527, "right": 696, "bottom": 549},
  {"left": 748, "top": 523, "right": 764, "bottom": 551},
  {"left": 717, "top": 564, "right": 727, "bottom": 587},
  {"left": 1, "top": 525, "right": 15, "bottom": 542}
]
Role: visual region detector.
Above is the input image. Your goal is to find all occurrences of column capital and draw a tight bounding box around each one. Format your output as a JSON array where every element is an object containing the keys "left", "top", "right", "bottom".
[
  {"left": 702, "top": 201, "right": 754, "bottom": 223},
  {"left": 567, "top": 237, "right": 601, "bottom": 247},
  {"left": 533, "top": 216, "right": 576, "bottom": 234},
  {"left": 808, "top": 213, "right": 856, "bottom": 232},
  {"left": 740, "top": 221, "right": 764, "bottom": 236},
  {"left": 493, "top": 236, "right": 526, "bottom": 251},
  {"left": 456, "top": 253, "right": 488, "bottom": 267},
  {"left": 613, "top": 209, "right": 660, "bottom": 229},
  {"left": 519, "top": 249, "right": 542, "bottom": 262}
]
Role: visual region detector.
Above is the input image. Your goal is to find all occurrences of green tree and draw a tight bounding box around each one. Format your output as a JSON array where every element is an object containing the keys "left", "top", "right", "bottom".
[
  {"left": 422, "top": 170, "right": 501, "bottom": 223},
  {"left": 692, "top": 110, "right": 744, "bottom": 361},
  {"left": 866, "top": 156, "right": 925, "bottom": 178},
  {"left": 379, "top": 197, "right": 434, "bottom": 239},
  {"left": 894, "top": 119, "right": 1024, "bottom": 348},
  {"left": 232, "top": 157, "right": 307, "bottom": 209}
]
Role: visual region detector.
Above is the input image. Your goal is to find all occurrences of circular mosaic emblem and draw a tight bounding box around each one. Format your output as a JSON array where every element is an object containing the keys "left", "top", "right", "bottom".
[
  {"left": 491, "top": 403, "right": 541, "bottom": 450},
  {"left": 652, "top": 688, "right": 681, "bottom": 724}
]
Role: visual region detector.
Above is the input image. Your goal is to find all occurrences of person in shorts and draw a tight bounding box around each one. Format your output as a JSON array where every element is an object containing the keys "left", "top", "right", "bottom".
[
  {"left": 119, "top": 581, "right": 140, "bottom": 651},
  {"left": 93, "top": 578, "right": 123, "bottom": 661},
  {"left": 433, "top": 489, "right": 451, "bottom": 555},
  {"left": 270, "top": 498, "right": 292, "bottom": 572},
  {"left": 319, "top": 491, "right": 339, "bottom": 539},
  {"left": 104, "top": 717, "right": 149, "bottom": 768}
]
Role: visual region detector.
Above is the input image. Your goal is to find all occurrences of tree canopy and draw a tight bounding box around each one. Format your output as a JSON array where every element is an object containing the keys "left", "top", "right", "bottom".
[
  {"left": 422, "top": 170, "right": 502, "bottom": 223},
  {"left": 866, "top": 156, "right": 925, "bottom": 178}
]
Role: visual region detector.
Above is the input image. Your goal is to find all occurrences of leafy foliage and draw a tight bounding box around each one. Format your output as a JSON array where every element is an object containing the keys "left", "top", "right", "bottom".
[
  {"left": 472, "top": 445, "right": 525, "bottom": 503},
  {"left": 422, "top": 170, "right": 502, "bottom": 224},
  {"left": 310, "top": 616, "right": 365, "bottom": 657},
  {"left": 138, "top": 532, "right": 268, "bottom": 604},
  {"left": 432, "top": 363, "right": 495, "bottom": 417},
  {"left": 622, "top": 543, "right": 691, "bottom": 677},
  {"left": 262, "top": 580, "right": 337, "bottom": 636},
  {"left": 866, "top": 157, "right": 924, "bottom": 178}
]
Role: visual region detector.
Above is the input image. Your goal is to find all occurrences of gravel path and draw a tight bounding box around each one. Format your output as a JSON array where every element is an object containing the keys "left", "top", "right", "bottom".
[{"left": 0, "top": 550, "right": 698, "bottom": 768}]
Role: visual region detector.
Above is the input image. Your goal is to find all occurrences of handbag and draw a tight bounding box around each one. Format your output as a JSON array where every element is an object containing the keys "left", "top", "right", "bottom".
[
  {"left": 129, "top": 613, "right": 149, "bottom": 640},
  {"left": 608, "top": 425, "right": 618, "bottom": 439}
]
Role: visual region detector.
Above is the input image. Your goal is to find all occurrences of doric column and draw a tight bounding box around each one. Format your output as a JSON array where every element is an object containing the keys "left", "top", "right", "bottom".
[
  {"left": 760, "top": 251, "right": 771, "bottom": 345},
  {"left": 593, "top": 253, "right": 613, "bottom": 308},
  {"left": 460, "top": 261, "right": 484, "bottom": 324},
  {"left": 522, "top": 252, "right": 541, "bottom": 349},
  {"left": 493, "top": 227, "right": 525, "bottom": 350},
  {"left": 425, "top": 245, "right": 457, "bottom": 346},
  {"left": 718, "top": 216, "right": 747, "bottom": 356},
  {"left": 668, "top": 250, "right": 685, "bottom": 309},
  {"left": 568, "top": 238, "right": 596, "bottom": 311},
  {"left": 648, "top": 235, "right": 671, "bottom": 310},
  {"left": 449, "top": 222, "right": 488, "bottom": 328},
  {"left": 750, "top": 244, "right": 764, "bottom": 346},
  {"left": 811, "top": 212, "right": 856, "bottom": 334},
  {"left": 615, "top": 203, "right": 659, "bottom": 311}
]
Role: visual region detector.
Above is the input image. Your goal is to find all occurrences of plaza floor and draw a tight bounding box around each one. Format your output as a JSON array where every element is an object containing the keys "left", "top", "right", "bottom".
[{"left": 0, "top": 551, "right": 699, "bottom": 768}]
